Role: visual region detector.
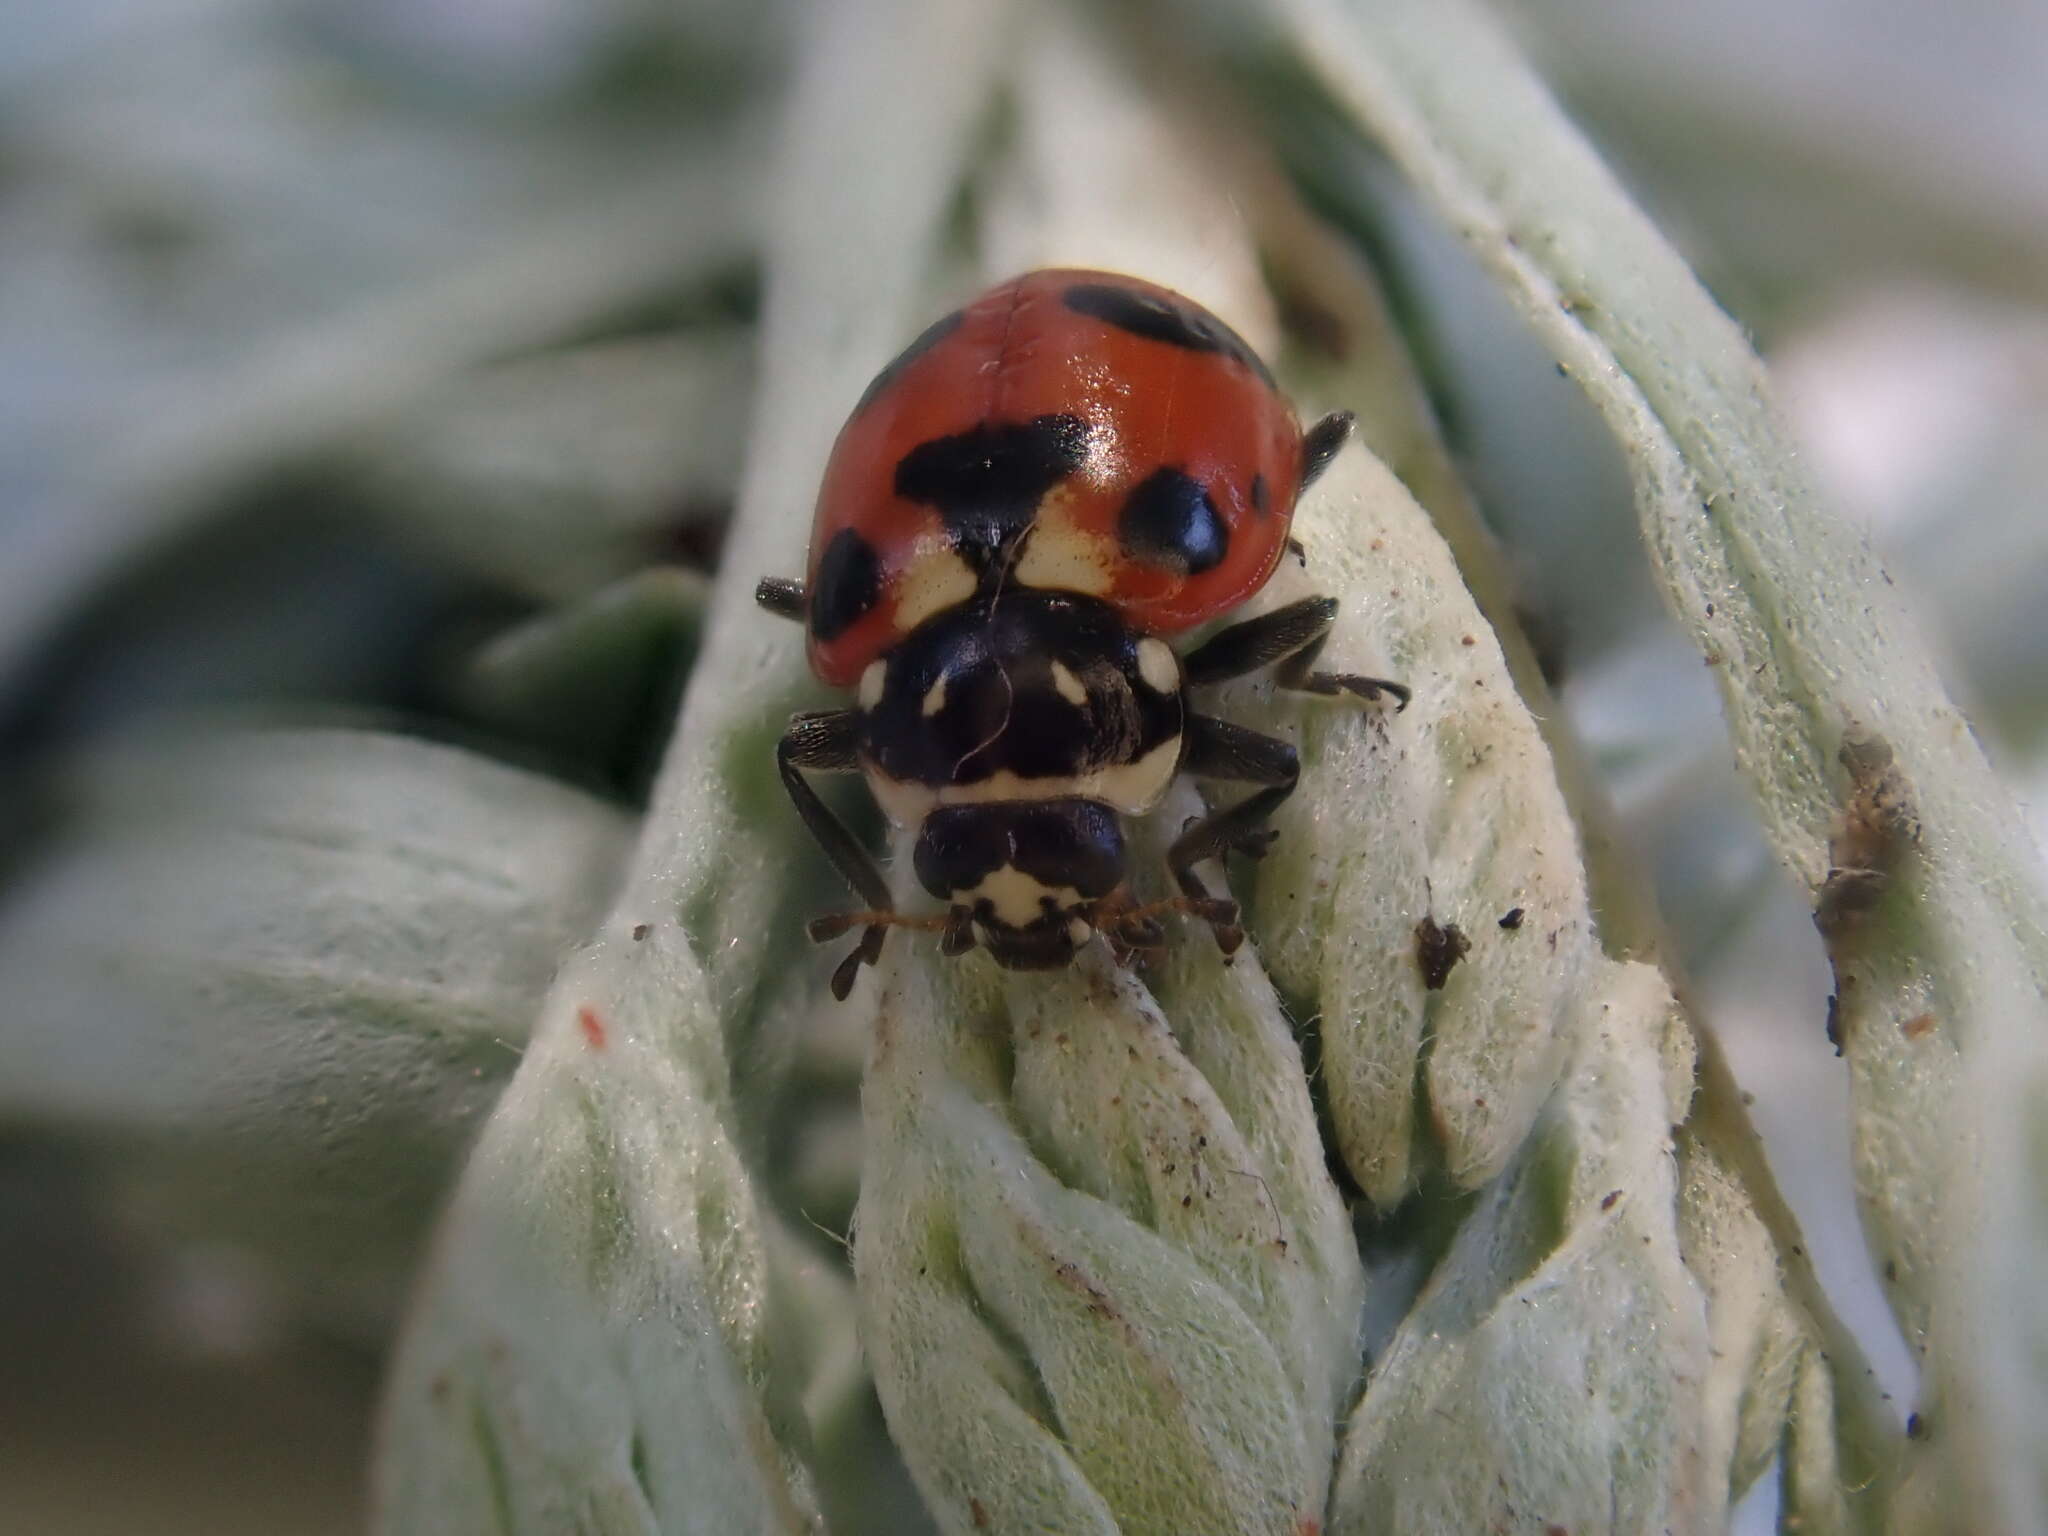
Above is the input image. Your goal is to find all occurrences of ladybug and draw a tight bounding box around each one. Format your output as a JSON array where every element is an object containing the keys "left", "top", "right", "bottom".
[{"left": 757, "top": 269, "right": 1407, "bottom": 999}]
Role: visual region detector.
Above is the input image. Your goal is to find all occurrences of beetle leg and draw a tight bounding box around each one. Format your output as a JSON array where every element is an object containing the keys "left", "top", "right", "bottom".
[
  {"left": 1182, "top": 596, "right": 1332, "bottom": 684},
  {"left": 1275, "top": 628, "right": 1411, "bottom": 709},
  {"left": 939, "top": 905, "right": 977, "bottom": 956},
  {"left": 1168, "top": 714, "right": 1304, "bottom": 955},
  {"left": 1080, "top": 885, "right": 1162, "bottom": 966},
  {"left": 1299, "top": 410, "right": 1355, "bottom": 489},
  {"left": 1181, "top": 595, "right": 1410, "bottom": 710},
  {"left": 776, "top": 710, "right": 891, "bottom": 998},
  {"left": 756, "top": 576, "right": 807, "bottom": 621}
]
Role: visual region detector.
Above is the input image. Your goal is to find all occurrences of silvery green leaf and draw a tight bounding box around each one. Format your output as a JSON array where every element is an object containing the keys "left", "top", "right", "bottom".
[
  {"left": 1674, "top": 1133, "right": 1807, "bottom": 1505},
  {"left": 1250, "top": 173, "right": 1667, "bottom": 962},
  {"left": 373, "top": 0, "right": 1019, "bottom": 1524},
  {"left": 1224, "top": 0, "right": 2047, "bottom": 1517},
  {"left": 1278, "top": 0, "right": 2047, "bottom": 1314},
  {"left": 0, "top": 728, "right": 631, "bottom": 1329},
  {"left": 1244, "top": 76, "right": 1902, "bottom": 1521},
  {"left": 1, "top": 18, "right": 757, "bottom": 681},
  {"left": 371, "top": 942, "right": 826, "bottom": 1533},
  {"left": 1949, "top": 985, "right": 2048, "bottom": 1527},
  {"left": 457, "top": 567, "right": 709, "bottom": 784},
  {"left": 1239, "top": 443, "right": 1589, "bottom": 1206},
  {"left": 1674, "top": 1127, "right": 1880, "bottom": 1534},
  {"left": 1330, "top": 962, "right": 1707, "bottom": 1530},
  {"left": 367, "top": 334, "right": 753, "bottom": 602},
  {"left": 1261, "top": 427, "right": 1894, "bottom": 1530},
  {"left": 858, "top": 921, "right": 1360, "bottom": 1536}
]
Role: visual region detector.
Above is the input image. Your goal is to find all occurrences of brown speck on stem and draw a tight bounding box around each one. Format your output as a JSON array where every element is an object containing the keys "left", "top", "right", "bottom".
[
  {"left": 1815, "top": 729, "right": 1920, "bottom": 939},
  {"left": 1815, "top": 729, "right": 1925, "bottom": 1060},
  {"left": 1414, "top": 916, "right": 1470, "bottom": 990}
]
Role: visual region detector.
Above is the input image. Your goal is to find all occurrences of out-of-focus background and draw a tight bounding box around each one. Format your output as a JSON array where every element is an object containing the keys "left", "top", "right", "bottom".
[{"left": 1, "top": 0, "right": 2043, "bottom": 1530}]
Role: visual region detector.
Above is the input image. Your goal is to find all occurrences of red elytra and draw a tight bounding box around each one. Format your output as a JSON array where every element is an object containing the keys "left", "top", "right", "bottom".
[{"left": 801, "top": 268, "right": 1307, "bottom": 688}]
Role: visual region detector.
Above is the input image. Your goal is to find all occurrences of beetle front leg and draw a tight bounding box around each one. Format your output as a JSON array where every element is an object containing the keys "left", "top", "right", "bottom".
[{"left": 776, "top": 709, "right": 891, "bottom": 998}]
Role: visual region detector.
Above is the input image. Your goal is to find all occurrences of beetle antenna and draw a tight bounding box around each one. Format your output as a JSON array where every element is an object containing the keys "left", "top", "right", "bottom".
[
  {"left": 1097, "top": 893, "right": 1240, "bottom": 929},
  {"left": 807, "top": 908, "right": 956, "bottom": 943}
]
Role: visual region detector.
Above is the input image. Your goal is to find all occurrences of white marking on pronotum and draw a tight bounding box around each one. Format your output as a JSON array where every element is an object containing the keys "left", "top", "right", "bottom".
[
  {"left": 859, "top": 660, "right": 887, "bottom": 710},
  {"left": 921, "top": 672, "right": 948, "bottom": 717},
  {"left": 1137, "top": 637, "right": 1180, "bottom": 695},
  {"left": 1050, "top": 661, "right": 1088, "bottom": 707}
]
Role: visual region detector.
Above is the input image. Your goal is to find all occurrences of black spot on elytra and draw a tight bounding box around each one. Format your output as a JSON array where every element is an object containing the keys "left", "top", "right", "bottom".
[
  {"left": 893, "top": 414, "right": 1091, "bottom": 567},
  {"left": 1119, "top": 468, "right": 1228, "bottom": 575},
  {"left": 854, "top": 309, "right": 965, "bottom": 415},
  {"left": 809, "top": 528, "right": 881, "bottom": 642},
  {"left": 1249, "top": 472, "right": 1270, "bottom": 516},
  {"left": 1062, "top": 282, "right": 1277, "bottom": 388}
]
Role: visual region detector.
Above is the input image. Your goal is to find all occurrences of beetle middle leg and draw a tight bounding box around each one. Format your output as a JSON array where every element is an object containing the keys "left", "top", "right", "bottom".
[
  {"left": 1181, "top": 595, "right": 1410, "bottom": 709},
  {"left": 1168, "top": 713, "right": 1305, "bottom": 956}
]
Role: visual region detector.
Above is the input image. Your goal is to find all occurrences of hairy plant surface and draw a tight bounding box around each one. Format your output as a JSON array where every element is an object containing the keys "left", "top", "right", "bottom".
[{"left": 3, "top": 0, "right": 2044, "bottom": 1532}]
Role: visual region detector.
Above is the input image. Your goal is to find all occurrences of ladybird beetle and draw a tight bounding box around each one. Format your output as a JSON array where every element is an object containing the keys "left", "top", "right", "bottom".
[{"left": 757, "top": 269, "right": 1408, "bottom": 998}]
